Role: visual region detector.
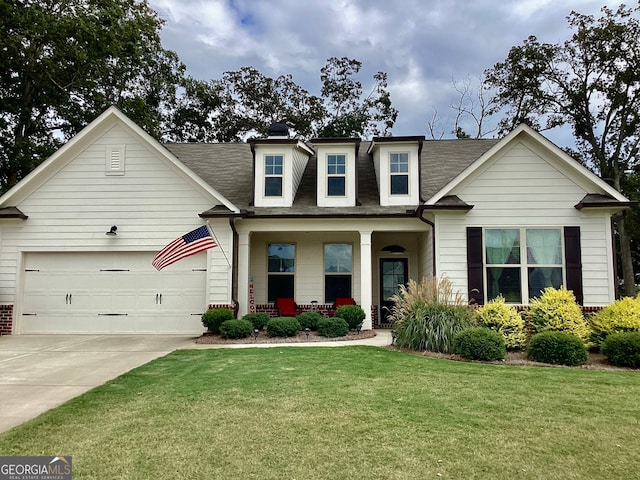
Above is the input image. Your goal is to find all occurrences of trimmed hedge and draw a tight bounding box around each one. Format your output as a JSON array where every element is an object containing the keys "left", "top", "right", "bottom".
[
  {"left": 266, "top": 317, "right": 301, "bottom": 338},
  {"left": 527, "top": 331, "right": 588, "bottom": 366},
  {"left": 453, "top": 327, "right": 506, "bottom": 361},
  {"left": 601, "top": 331, "right": 640, "bottom": 369},
  {"left": 297, "top": 312, "right": 323, "bottom": 331},
  {"left": 334, "top": 305, "right": 366, "bottom": 330},
  {"left": 475, "top": 296, "right": 527, "bottom": 349},
  {"left": 528, "top": 287, "right": 590, "bottom": 341},
  {"left": 220, "top": 319, "right": 253, "bottom": 339},
  {"left": 318, "top": 317, "right": 349, "bottom": 338},
  {"left": 242, "top": 313, "right": 270, "bottom": 331},
  {"left": 202, "top": 308, "right": 234, "bottom": 334},
  {"left": 590, "top": 296, "right": 640, "bottom": 346}
]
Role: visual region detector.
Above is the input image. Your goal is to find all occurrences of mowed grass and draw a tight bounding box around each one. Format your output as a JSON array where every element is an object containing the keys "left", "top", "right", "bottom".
[{"left": 1, "top": 347, "right": 639, "bottom": 480}]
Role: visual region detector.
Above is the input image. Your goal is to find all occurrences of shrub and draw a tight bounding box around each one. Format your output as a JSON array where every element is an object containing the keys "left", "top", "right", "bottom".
[
  {"left": 201, "top": 308, "right": 234, "bottom": 334},
  {"left": 476, "top": 296, "right": 527, "bottom": 349},
  {"left": 528, "top": 287, "right": 590, "bottom": 341},
  {"left": 590, "top": 296, "right": 640, "bottom": 346},
  {"left": 527, "top": 331, "right": 588, "bottom": 366},
  {"left": 242, "top": 312, "right": 270, "bottom": 331},
  {"left": 394, "top": 303, "right": 475, "bottom": 353},
  {"left": 266, "top": 317, "right": 301, "bottom": 338},
  {"left": 601, "top": 332, "right": 640, "bottom": 369},
  {"left": 219, "top": 319, "right": 253, "bottom": 339},
  {"left": 318, "top": 317, "right": 349, "bottom": 338},
  {"left": 297, "top": 311, "right": 323, "bottom": 331},
  {"left": 453, "top": 327, "right": 506, "bottom": 361},
  {"left": 390, "top": 276, "right": 474, "bottom": 353},
  {"left": 334, "top": 305, "right": 366, "bottom": 329}
]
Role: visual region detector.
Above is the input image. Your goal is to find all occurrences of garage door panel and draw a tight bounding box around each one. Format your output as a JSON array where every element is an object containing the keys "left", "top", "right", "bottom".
[{"left": 21, "top": 252, "right": 208, "bottom": 334}]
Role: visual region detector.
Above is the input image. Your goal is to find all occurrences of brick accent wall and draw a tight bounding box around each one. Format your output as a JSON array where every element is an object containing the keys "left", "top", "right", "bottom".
[
  {"left": 208, "top": 303, "right": 239, "bottom": 318},
  {"left": 0, "top": 304, "right": 13, "bottom": 335}
]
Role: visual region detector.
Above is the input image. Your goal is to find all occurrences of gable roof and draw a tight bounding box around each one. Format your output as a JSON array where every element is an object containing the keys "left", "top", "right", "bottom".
[
  {"left": 425, "top": 124, "right": 630, "bottom": 208},
  {"left": 0, "top": 107, "right": 240, "bottom": 213}
]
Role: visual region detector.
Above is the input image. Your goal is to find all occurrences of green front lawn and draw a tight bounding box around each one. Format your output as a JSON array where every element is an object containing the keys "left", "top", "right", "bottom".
[{"left": 1, "top": 347, "right": 639, "bottom": 479}]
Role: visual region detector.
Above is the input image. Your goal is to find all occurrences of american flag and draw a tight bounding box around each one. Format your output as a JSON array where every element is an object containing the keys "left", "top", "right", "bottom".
[{"left": 152, "top": 225, "right": 217, "bottom": 271}]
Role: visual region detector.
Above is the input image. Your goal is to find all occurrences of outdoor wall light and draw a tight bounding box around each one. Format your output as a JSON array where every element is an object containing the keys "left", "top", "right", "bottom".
[
  {"left": 105, "top": 226, "right": 118, "bottom": 236},
  {"left": 382, "top": 244, "right": 405, "bottom": 254}
]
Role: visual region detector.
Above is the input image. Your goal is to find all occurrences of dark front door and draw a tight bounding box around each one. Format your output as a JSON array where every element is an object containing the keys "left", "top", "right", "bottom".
[{"left": 379, "top": 258, "right": 408, "bottom": 323}]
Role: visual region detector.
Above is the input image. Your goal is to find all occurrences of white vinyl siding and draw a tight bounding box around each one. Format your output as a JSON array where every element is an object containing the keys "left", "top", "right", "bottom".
[
  {"left": 0, "top": 123, "right": 233, "bottom": 318},
  {"left": 316, "top": 143, "right": 357, "bottom": 207},
  {"left": 434, "top": 140, "right": 616, "bottom": 306}
]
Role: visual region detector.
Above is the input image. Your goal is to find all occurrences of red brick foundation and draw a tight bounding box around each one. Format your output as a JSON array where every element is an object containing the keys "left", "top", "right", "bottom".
[{"left": 0, "top": 304, "right": 13, "bottom": 335}]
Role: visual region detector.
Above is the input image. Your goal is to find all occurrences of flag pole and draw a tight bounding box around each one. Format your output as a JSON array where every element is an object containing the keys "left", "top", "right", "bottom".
[{"left": 206, "top": 221, "right": 231, "bottom": 268}]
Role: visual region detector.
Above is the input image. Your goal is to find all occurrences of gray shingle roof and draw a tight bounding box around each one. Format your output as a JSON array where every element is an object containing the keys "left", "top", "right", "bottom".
[{"left": 163, "top": 138, "right": 500, "bottom": 216}]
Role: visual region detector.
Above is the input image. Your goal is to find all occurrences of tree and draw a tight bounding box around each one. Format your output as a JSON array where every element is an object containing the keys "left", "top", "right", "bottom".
[
  {"left": 425, "top": 76, "right": 498, "bottom": 139},
  {"left": 318, "top": 57, "right": 398, "bottom": 138},
  {"left": 0, "top": 0, "right": 185, "bottom": 191},
  {"left": 485, "top": 4, "right": 640, "bottom": 296},
  {"left": 212, "top": 67, "right": 325, "bottom": 141}
]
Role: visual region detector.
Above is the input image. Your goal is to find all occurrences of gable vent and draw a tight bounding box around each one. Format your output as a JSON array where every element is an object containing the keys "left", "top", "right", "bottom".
[{"left": 106, "top": 146, "right": 125, "bottom": 176}]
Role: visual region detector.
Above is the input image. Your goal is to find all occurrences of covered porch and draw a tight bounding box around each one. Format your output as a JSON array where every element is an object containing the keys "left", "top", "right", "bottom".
[{"left": 234, "top": 217, "right": 432, "bottom": 329}]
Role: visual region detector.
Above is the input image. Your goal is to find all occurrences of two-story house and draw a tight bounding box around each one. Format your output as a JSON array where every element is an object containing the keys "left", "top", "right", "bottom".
[{"left": 0, "top": 107, "right": 631, "bottom": 334}]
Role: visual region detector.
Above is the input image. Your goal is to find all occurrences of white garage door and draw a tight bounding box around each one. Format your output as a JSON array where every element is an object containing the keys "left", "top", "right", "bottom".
[{"left": 20, "top": 252, "right": 208, "bottom": 334}]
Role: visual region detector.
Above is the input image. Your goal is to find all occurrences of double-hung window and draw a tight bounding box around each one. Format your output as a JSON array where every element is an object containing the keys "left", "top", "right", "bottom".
[
  {"left": 267, "top": 243, "right": 295, "bottom": 301},
  {"left": 324, "top": 244, "right": 352, "bottom": 302},
  {"left": 327, "top": 154, "right": 346, "bottom": 196},
  {"left": 485, "top": 228, "right": 563, "bottom": 303},
  {"left": 389, "top": 153, "right": 409, "bottom": 195},
  {"left": 264, "top": 155, "right": 283, "bottom": 196}
]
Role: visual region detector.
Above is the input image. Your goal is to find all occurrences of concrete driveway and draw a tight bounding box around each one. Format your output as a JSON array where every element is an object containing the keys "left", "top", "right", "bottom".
[{"left": 0, "top": 334, "right": 196, "bottom": 433}]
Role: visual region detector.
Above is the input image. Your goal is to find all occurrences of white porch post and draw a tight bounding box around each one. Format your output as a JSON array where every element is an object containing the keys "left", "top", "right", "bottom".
[
  {"left": 236, "top": 232, "right": 250, "bottom": 318},
  {"left": 360, "top": 230, "right": 373, "bottom": 330}
]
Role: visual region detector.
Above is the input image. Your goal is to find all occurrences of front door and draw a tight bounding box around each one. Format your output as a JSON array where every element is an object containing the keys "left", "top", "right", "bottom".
[{"left": 379, "top": 258, "right": 408, "bottom": 324}]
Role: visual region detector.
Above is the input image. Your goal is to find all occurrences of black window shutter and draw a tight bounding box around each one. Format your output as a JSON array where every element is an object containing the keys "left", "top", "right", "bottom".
[
  {"left": 467, "top": 227, "right": 484, "bottom": 305},
  {"left": 564, "top": 226, "right": 583, "bottom": 305}
]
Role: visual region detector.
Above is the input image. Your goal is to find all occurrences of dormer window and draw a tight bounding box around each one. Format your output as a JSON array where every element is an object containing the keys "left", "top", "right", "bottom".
[
  {"left": 327, "top": 154, "right": 346, "bottom": 196},
  {"left": 264, "top": 155, "right": 283, "bottom": 196},
  {"left": 390, "top": 153, "right": 409, "bottom": 195}
]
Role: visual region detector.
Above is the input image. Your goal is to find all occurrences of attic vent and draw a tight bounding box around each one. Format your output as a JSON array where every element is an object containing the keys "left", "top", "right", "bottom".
[
  {"left": 106, "top": 146, "right": 125, "bottom": 176},
  {"left": 267, "top": 122, "right": 289, "bottom": 139}
]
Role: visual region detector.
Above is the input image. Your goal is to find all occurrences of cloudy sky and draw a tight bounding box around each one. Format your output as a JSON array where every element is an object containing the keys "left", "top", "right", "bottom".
[{"left": 148, "top": 0, "right": 621, "bottom": 146}]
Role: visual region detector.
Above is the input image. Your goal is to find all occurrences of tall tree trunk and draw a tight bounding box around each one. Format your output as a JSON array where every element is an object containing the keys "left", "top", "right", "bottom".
[{"left": 619, "top": 217, "right": 636, "bottom": 297}]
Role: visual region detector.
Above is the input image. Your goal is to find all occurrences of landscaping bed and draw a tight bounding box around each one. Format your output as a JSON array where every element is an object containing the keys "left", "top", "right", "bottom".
[{"left": 195, "top": 328, "right": 377, "bottom": 344}]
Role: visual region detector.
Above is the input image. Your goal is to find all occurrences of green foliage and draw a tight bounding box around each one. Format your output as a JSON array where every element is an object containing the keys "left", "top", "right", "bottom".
[
  {"left": 394, "top": 304, "right": 474, "bottom": 353},
  {"left": 476, "top": 296, "right": 527, "bottom": 349},
  {"left": 589, "top": 296, "right": 640, "bottom": 345},
  {"left": 241, "top": 313, "right": 270, "bottom": 331},
  {"left": 484, "top": 4, "right": 640, "bottom": 296},
  {"left": 1, "top": 0, "right": 185, "bottom": 191},
  {"left": 453, "top": 327, "right": 506, "bottom": 361},
  {"left": 527, "top": 331, "right": 588, "bottom": 366},
  {"left": 219, "top": 319, "right": 253, "bottom": 339},
  {"left": 390, "top": 276, "right": 473, "bottom": 353},
  {"left": 318, "top": 57, "right": 398, "bottom": 138},
  {"left": 333, "top": 305, "right": 366, "bottom": 330},
  {"left": 201, "top": 308, "right": 235, "bottom": 334},
  {"left": 528, "top": 287, "right": 590, "bottom": 341},
  {"left": 601, "top": 332, "right": 640, "bottom": 368},
  {"left": 318, "top": 317, "right": 349, "bottom": 338},
  {"left": 266, "top": 317, "right": 301, "bottom": 338},
  {"left": 296, "top": 312, "right": 323, "bottom": 331}
]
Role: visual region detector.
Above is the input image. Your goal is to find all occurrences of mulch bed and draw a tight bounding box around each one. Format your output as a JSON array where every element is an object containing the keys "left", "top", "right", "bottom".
[
  {"left": 410, "top": 349, "right": 638, "bottom": 372},
  {"left": 196, "top": 329, "right": 377, "bottom": 345}
]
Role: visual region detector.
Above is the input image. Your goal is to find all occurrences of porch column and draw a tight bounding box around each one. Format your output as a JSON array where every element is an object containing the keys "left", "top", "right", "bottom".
[
  {"left": 360, "top": 230, "right": 373, "bottom": 330},
  {"left": 236, "top": 233, "right": 250, "bottom": 318}
]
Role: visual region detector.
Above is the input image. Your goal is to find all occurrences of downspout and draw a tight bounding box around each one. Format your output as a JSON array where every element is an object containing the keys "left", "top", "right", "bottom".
[
  {"left": 416, "top": 205, "right": 436, "bottom": 276},
  {"left": 229, "top": 215, "right": 240, "bottom": 311}
]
